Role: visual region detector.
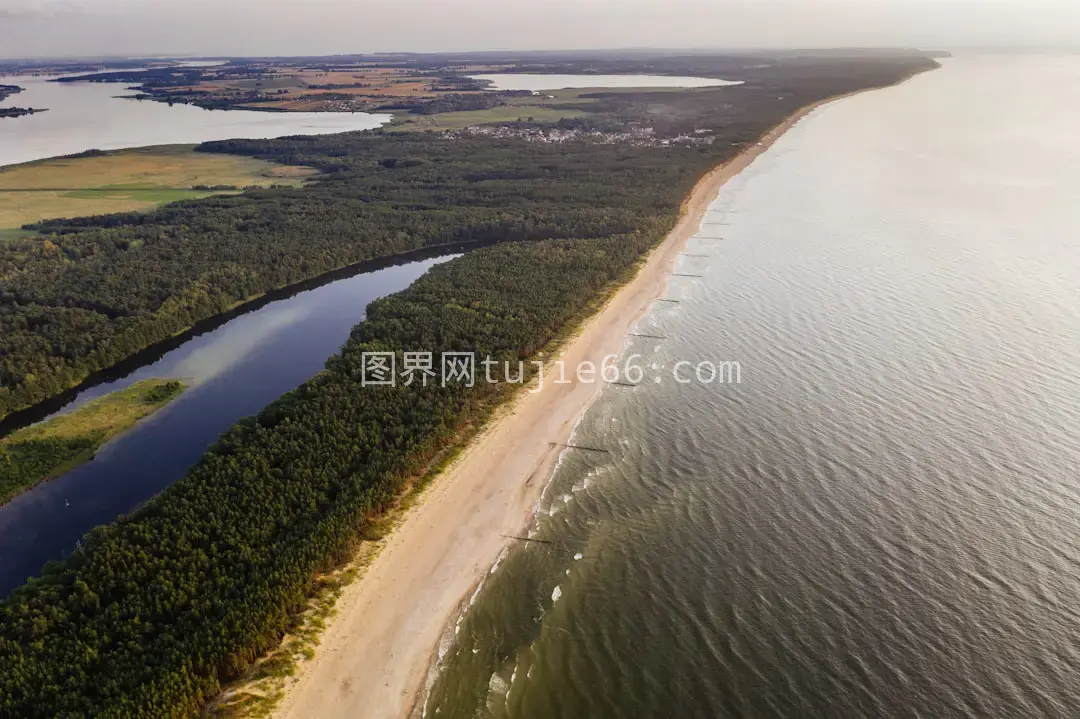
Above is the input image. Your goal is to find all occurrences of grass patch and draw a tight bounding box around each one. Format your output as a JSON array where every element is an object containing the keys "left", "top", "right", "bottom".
[
  {"left": 0, "top": 145, "right": 318, "bottom": 230},
  {"left": 0, "top": 227, "right": 37, "bottom": 242},
  {"left": 387, "top": 86, "right": 686, "bottom": 132},
  {"left": 0, "top": 379, "right": 186, "bottom": 505},
  {"left": 390, "top": 105, "right": 587, "bottom": 132},
  {"left": 61, "top": 188, "right": 220, "bottom": 203}
]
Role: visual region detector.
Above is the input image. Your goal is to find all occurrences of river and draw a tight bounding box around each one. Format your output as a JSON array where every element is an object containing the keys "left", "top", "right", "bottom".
[
  {"left": 0, "top": 72, "right": 389, "bottom": 167},
  {"left": 0, "top": 250, "right": 458, "bottom": 596},
  {"left": 425, "top": 55, "right": 1080, "bottom": 718}
]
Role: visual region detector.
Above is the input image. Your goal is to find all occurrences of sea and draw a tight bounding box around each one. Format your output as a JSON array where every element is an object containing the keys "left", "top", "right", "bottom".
[{"left": 423, "top": 54, "right": 1080, "bottom": 718}]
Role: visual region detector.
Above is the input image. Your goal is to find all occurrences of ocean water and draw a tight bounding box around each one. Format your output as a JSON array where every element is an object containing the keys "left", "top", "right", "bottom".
[{"left": 424, "top": 55, "right": 1080, "bottom": 718}]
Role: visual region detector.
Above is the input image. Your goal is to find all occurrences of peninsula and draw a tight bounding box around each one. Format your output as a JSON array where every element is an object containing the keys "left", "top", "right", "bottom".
[{"left": 0, "top": 379, "right": 184, "bottom": 506}]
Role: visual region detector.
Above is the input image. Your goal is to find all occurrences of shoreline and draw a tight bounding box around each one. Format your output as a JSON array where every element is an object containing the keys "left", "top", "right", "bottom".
[
  {"left": 0, "top": 378, "right": 185, "bottom": 507},
  {"left": 271, "top": 92, "right": 860, "bottom": 719},
  {"left": 0, "top": 240, "right": 489, "bottom": 439}
]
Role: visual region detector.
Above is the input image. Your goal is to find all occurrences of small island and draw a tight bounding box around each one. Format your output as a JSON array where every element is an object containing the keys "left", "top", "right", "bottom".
[
  {"left": 0, "top": 379, "right": 185, "bottom": 505},
  {"left": 0, "top": 107, "right": 46, "bottom": 119},
  {"left": 0, "top": 84, "right": 46, "bottom": 118},
  {"left": 0, "top": 84, "right": 22, "bottom": 102}
]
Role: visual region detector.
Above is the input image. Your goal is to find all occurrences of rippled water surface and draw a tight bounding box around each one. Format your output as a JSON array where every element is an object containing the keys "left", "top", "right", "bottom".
[{"left": 426, "top": 56, "right": 1080, "bottom": 718}]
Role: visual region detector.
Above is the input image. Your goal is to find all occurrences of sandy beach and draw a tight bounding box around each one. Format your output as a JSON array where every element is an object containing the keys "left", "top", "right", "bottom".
[{"left": 273, "top": 96, "right": 844, "bottom": 719}]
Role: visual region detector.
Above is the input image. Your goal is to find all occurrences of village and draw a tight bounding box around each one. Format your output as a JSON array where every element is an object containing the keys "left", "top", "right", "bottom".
[{"left": 455, "top": 123, "right": 720, "bottom": 147}]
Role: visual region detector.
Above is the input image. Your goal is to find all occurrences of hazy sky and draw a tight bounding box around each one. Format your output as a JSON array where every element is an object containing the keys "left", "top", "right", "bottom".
[{"left": 1, "top": 0, "right": 1079, "bottom": 59}]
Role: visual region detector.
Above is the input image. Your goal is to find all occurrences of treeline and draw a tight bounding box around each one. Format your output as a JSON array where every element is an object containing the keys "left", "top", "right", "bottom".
[
  {"left": 376, "top": 91, "right": 518, "bottom": 115},
  {"left": 0, "top": 132, "right": 711, "bottom": 422},
  {"left": 131, "top": 91, "right": 292, "bottom": 112},
  {"left": 0, "top": 232, "right": 668, "bottom": 717},
  {"left": 306, "top": 82, "right": 373, "bottom": 90},
  {"left": 52, "top": 68, "right": 205, "bottom": 87},
  {"left": 430, "top": 75, "right": 492, "bottom": 92}
]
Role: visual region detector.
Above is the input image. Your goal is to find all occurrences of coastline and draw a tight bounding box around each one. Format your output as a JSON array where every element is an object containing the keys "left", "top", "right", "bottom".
[
  {"left": 0, "top": 379, "right": 185, "bottom": 506},
  {"left": 270, "top": 92, "right": 859, "bottom": 719},
  {"left": 0, "top": 240, "right": 487, "bottom": 439}
]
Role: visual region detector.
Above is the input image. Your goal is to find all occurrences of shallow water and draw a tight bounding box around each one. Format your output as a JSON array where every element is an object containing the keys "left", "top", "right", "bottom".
[
  {"left": 0, "top": 72, "right": 389, "bottom": 167},
  {"left": 426, "top": 55, "right": 1080, "bottom": 718},
  {"left": 0, "top": 252, "right": 456, "bottom": 595}
]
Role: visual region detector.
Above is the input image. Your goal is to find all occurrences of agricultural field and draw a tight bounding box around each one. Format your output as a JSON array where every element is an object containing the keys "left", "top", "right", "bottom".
[
  {"left": 386, "top": 86, "right": 698, "bottom": 131},
  {"left": 0, "top": 145, "right": 316, "bottom": 232},
  {"left": 178, "top": 66, "right": 447, "bottom": 111},
  {"left": 92, "top": 63, "right": 509, "bottom": 112}
]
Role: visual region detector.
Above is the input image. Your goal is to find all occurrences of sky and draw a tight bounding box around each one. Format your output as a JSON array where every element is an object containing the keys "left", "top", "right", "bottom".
[{"left": 1, "top": 0, "right": 1078, "bottom": 59}]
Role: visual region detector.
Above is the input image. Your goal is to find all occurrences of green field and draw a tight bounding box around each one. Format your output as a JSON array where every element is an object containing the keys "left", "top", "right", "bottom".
[
  {"left": 0, "top": 379, "right": 186, "bottom": 505},
  {"left": 387, "top": 86, "right": 702, "bottom": 132},
  {"left": 390, "top": 105, "right": 588, "bottom": 131},
  {"left": 389, "top": 88, "right": 612, "bottom": 131},
  {"left": 0, "top": 145, "right": 317, "bottom": 231}
]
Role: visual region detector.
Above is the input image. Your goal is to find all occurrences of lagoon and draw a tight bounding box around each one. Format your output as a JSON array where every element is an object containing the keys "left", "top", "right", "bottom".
[
  {"left": 0, "top": 73, "right": 390, "bottom": 167},
  {"left": 0, "top": 250, "right": 458, "bottom": 595}
]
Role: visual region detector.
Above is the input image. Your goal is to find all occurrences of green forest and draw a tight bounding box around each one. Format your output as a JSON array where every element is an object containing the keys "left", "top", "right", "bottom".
[
  {"left": 0, "top": 54, "right": 937, "bottom": 716},
  {"left": 0, "top": 54, "right": 936, "bottom": 423},
  {"left": 0, "top": 132, "right": 702, "bottom": 422}
]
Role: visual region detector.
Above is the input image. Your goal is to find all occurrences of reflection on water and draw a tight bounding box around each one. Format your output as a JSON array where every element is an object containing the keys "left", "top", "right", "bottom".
[
  {"left": 172, "top": 304, "right": 314, "bottom": 384},
  {"left": 0, "top": 253, "right": 456, "bottom": 595},
  {"left": 0, "top": 73, "right": 390, "bottom": 167},
  {"left": 427, "top": 56, "right": 1080, "bottom": 718}
]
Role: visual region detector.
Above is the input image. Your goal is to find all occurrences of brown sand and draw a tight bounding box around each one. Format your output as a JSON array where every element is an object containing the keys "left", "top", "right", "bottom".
[{"left": 274, "top": 96, "right": 844, "bottom": 719}]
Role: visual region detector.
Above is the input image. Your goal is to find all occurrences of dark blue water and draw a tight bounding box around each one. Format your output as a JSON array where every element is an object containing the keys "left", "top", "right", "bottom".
[{"left": 0, "top": 252, "right": 456, "bottom": 595}]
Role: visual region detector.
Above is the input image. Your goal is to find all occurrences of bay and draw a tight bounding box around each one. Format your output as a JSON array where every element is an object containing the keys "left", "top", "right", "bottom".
[{"left": 0, "top": 72, "right": 389, "bottom": 167}]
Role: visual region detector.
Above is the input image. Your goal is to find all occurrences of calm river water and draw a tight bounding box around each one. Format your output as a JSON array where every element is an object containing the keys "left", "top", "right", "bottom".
[
  {"left": 426, "top": 55, "right": 1080, "bottom": 718},
  {"left": 0, "top": 72, "right": 389, "bottom": 167},
  {"left": 0, "top": 251, "right": 457, "bottom": 595}
]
